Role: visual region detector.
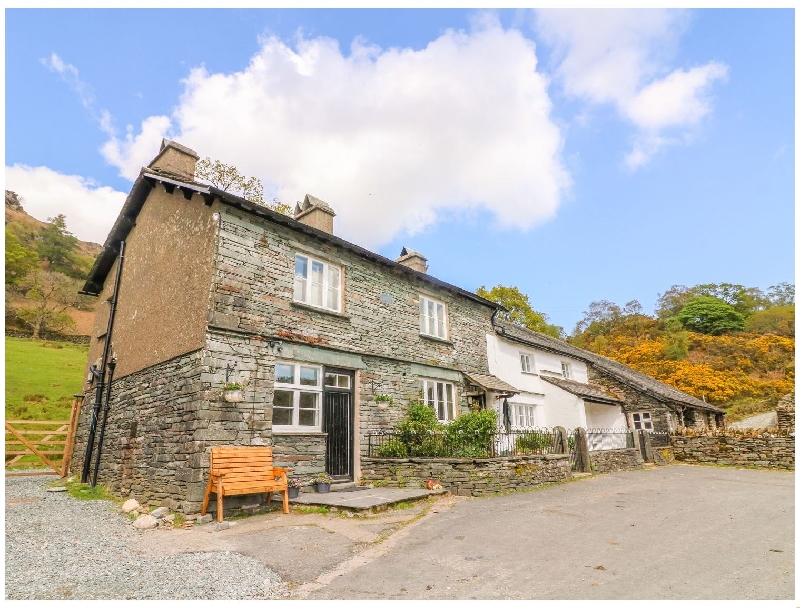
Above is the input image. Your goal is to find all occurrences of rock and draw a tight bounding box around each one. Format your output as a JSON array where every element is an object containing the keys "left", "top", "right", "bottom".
[
  {"left": 163, "top": 514, "right": 176, "bottom": 523},
  {"left": 46, "top": 486, "right": 67, "bottom": 492},
  {"left": 121, "top": 499, "right": 141, "bottom": 514},
  {"left": 133, "top": 514, "right": 158, "bottom": 530},
  {"left": 150, "top": 507, "right": 170, "bottom": 519},
  {"left": 195, "top": 514, "right": 213, "bottom": 524},
  {"left": 213, "top": 521, "right": 232, "bottom": 531}
]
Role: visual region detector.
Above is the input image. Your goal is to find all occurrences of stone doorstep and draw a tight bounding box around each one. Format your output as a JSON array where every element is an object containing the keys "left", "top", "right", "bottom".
[{"left": 274, "top": 487, "right": 446, "bottom": 511}]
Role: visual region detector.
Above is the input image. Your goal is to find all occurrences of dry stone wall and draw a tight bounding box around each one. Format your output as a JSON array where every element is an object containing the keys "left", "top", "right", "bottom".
[
  {"left": 671, "top": 435, "right": 794, "bottom": 470},
  {"left": 589, "top": 448, "right": 643, "bottom": 473},
  {"left": 360, "top": 454, "right": 571, "bottom": 496}
]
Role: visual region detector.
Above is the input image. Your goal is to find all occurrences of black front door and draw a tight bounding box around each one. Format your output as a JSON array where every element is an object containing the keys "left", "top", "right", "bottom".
[{"left": 323, "top": 368, "right": 354, "bottom": 480}]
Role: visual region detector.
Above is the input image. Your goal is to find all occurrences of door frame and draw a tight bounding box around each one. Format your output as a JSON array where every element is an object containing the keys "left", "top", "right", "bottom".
[{"left": 322, "top": 367, "right": 355, "bottom": 480}]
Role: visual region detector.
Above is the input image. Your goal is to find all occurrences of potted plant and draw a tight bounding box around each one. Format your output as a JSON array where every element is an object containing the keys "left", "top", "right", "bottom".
[
  {"left": 314, "top": 473, "right": 333, "bottom": 493},
  {"left": 222, "top": 382, "right": 244, "bottom": 403},
  {"left": 287, "top": 477, "right": 302, "bottom": 499},
  {"left": 375, "top": 394, "right": 394, "bottom": 410}
]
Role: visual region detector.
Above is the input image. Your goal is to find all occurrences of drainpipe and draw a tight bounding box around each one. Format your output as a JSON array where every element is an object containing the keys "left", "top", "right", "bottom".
[
  {"left": 91, "top": 355, "right": 117, "bottom": 487},
  {"left": 82, "top": 241, "right": 126, "bottom": 483}
]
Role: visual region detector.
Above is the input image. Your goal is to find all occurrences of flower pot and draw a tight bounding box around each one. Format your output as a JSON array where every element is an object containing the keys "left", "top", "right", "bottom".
[
  {"left": 288, "top": 486, "right": 300, "bottom": 499},
  {"left": 315, "top": 482, "right": 331, "bottom": 493},
  {"left": 223, "top": 389, "right": 244, "bottom": 403}
]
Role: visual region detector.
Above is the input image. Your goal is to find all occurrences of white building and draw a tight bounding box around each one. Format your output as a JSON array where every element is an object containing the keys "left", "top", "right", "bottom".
[{"left": 485, "top": 330, "right": 627, "bottom": 432}]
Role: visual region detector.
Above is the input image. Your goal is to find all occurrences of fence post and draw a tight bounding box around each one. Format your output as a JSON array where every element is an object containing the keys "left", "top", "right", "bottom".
[
  {"left": 575, "top": 428, "right": 591, "bottom": 473},
  {"left": 62, "top": 393, "right": 84, "bottom": 477},
  {"left": 553, "top": 426, "right": 568, "bottom": 454},
  {"left": 640, "top": 430, "right": 654, "bottom": 463}
]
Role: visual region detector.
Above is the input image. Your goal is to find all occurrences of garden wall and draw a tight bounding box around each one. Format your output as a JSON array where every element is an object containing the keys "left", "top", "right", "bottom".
[
  {"left": 670, "top": 435, "right": 794, "bottom": 470},
  {"left": 589, "top": 448, "right": 643, "bottom": 473},
  {"left": 360, "top": 454, "right": 570, "bottom": 496}
]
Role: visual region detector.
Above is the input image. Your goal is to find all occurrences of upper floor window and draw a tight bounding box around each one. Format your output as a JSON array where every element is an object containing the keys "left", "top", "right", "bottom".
[
  {"left": 293, "top": 254, "right": 341, "bottom": 312},
  {"left": 520, "top": 354, "right": 532, "bottom": 373},
  {"left": 273, "top": 362, "right": 322, "bottom": 431},
  {"left": 419, "top": 295, "right": 448, "bottom": 339},
  {"left": 561, "top": 362, "right": 571, "bottom": 379},
  {"left": 421, "top": 378, "right": 456, "bottom": 422},
  {"left": 632, "top": 412, "right": 653, "bottom": 431}
]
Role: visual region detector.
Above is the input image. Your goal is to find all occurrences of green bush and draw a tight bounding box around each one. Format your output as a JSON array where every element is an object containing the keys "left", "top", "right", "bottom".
[
  {"left": 444, "top": 409, "right": 497, "bottom": 457},
  {"left": 375, "top": 438, "right": 408, "bottom": 458},
  {"left": 397, "top": 402, "right": 442, "bottom": 452},
  {"left": 515, "top": 432, "right": 554, "bottom": 454}
]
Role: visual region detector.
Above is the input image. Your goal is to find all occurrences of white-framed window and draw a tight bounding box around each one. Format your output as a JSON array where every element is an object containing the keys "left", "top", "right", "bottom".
[
  {"left": 513, "top": 403, "right": 536, "bottom": 429},
  {"left": 632, "top": 412, "right": 653, "bottom": 431},
  {"left": 421, "top": 378, "right": 456, "bottom": 422},
  {"left": 273, "top": 362, "right": 322, "bottom": 431},
  {"left": 561, "top": 362, "right": 571, "bottom": 379},
  {"left": 324, "top": 372, "right": 351, "bottom": 390},
  {"left": 520, "top": 353, "right": 532, "bottom": 373},
  {"left": 293, "top": 254, "right": 342, "bottom": 312},
  {"left": 419, "top": 295, "right": 448, "bottom": 339}
]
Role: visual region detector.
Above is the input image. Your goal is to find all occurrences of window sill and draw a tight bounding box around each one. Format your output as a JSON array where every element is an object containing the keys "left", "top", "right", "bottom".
[
  {"left": 420, "top": 333, "right": 453, "bottom": 346},
  {"left": 291, "top": 301, "right": 350, "bottom": 320},
  {"left": 520, "top": 371, "right": 539, "bottom": 376},
  {"left": 273, "top": 429, "right": 328, "bottom": 436}
]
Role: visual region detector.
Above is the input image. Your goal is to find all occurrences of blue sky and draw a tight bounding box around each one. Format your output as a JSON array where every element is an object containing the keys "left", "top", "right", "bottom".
[{"left": 5, "top": 8, "right": 795, "bottom": 333}]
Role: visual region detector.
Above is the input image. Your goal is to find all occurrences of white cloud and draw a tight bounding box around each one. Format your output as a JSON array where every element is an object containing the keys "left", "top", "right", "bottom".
[
  {"left": 100, "top": 20, "right": 570, "bottom": 248},
  {"left": 535, "top": 9, "right": 727, "bottom": 167},
  {"left": 41, "top": 53, "right": 99, "bottom": 119},
  {"left": 4, "top": 165, "right": 127, "bottom": 245}
]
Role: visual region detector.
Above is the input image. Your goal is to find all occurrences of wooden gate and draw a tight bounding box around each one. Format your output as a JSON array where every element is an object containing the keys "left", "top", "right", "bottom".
[{"left": 5, "top": 394, "right": 82, "bottom": 477}]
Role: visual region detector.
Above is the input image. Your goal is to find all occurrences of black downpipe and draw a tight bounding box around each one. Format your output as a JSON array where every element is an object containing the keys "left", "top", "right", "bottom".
[
  {"left": 91, "top": 355, "right": 117, "bottom": 488},
  {"left": 82, "top": 241, "right": 126, "bottom": 483}
]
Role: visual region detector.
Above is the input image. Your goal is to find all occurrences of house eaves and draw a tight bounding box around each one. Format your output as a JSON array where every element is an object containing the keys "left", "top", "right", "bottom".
[
  {"left": 540, "top": 376, "right": 623, "bottom": 406},
  {"left": 463, "top": 373, "right": 520, "bottom": 396},
  {"left": 81, "top": 170, "right": 503, "bottom": 313}
]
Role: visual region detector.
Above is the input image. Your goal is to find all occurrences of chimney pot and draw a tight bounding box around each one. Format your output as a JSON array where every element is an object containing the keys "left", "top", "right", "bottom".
[
  {"left": 396, "top": 247, "right": 428, "bottom": 273},
  {"left": 294, "top": 194, "right": 336, "bottom": 234}
]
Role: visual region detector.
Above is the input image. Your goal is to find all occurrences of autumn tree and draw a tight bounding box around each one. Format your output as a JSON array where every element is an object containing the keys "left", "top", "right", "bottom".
[
  {"left": 15, "top": 271, "right": 88, "bottom": 339},
  {"left": 475, "top": 284, "right": 563, "bottom": 338},
  {"left": 675, "top": 296, "right": 746, "bottom": 335},
  {"left": 195, "top": 157, "right": 292, "bottom": 215}
]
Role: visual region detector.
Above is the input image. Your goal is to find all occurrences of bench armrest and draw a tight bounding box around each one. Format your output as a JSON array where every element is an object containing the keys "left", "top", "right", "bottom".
[{"left": 273, "top": 467, "right": 291, "bottom": 475}]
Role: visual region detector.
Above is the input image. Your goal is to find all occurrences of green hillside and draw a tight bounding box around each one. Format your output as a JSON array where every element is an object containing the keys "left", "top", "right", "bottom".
[{"left": 5, "top": 337, "right": 88, "bottom": 420}]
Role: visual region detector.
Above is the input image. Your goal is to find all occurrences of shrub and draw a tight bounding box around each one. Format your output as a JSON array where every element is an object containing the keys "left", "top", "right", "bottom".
[
  {"left": 375, "top": 438, "right": 408, "bottom": 458},
  {"left": 443, "top": 409, "right": 497, "bottom": 457},
  {"left": 515, "top": 431, "right": 554, "bottom": 454},
  {"left": 397, "top": 402, "right": 442, "bottom": 453}
]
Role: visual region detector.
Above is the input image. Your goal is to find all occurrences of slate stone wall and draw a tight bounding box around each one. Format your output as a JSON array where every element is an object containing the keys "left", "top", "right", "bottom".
[
  {"left": 671, "top": 435, "right": 794, "bottom": 470},
  {"left": 589, "top": 448, "right": 643, "bottom": 473},
  {"left": 360, "top": 454, "right": 571, "bottom": 496}
]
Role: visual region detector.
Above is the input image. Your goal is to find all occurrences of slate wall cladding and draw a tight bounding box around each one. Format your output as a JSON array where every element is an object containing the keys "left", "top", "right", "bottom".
[
  {"left": 670, "top": 435, "right": 794, "bottom": 470},
  {"left": 589, "top": 448, "right": 643, "bottom": 473},
  {"left": 360, "top": 455, "right": 571, "bottom": 496},
  {"left": 208, "top": 208, "right": 494, "bottom": 373}
]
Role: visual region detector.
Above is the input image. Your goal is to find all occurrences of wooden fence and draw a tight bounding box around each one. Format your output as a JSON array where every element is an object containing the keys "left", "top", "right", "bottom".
[{"left": 5, "top": 395, "right": 82, "bottom": 477}]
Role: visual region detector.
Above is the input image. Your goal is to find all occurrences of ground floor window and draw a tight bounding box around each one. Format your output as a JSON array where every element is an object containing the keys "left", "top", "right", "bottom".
[
  {"left": 273, "top": 362, "right": 322, "bottom": 431},
  {"left": 421, "top": 378, "right": 456, "bottom": 422},
  {"left": 631, "top": 411, "right": 653, "bottom": 431},
  {"left": 513, "top": 403, "right": 536, "bottom": 429}
]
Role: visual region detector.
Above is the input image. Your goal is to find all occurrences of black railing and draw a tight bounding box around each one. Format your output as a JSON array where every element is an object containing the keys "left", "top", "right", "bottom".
[{"left": 367, "top": 427, "right": 560, "bottom": 459}]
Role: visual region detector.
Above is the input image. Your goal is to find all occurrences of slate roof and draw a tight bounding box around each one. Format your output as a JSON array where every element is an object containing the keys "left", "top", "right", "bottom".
[
  {"left": 80, "top": 167, "right": 501, "bottom": 313},
  {"left": 495, "top": 321, "right": 724, "bottom": 414},
  {"left": 463, "top": 373, "right": 519, "bottom": 395},
  {"left": 540, "top": 376, "right": 623, "bottom": 406}
]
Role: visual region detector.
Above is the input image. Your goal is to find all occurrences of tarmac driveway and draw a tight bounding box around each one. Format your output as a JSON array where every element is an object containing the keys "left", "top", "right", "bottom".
[{"left": 295, "top": 465, "right": 794, "bottom": 600}]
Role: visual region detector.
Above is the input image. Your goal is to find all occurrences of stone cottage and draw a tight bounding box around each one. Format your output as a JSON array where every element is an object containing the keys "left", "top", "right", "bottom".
[
  {"left": 72, "top": 140, "right": 503, "bottom": 514},
  {"left": 490, "top": 322, "right": 725, "bottom": 435}
]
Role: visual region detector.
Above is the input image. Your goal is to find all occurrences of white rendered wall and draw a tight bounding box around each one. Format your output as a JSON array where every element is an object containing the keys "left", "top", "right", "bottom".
[{"left": 584, "top": 401, "right": 627, "bottom": 429}]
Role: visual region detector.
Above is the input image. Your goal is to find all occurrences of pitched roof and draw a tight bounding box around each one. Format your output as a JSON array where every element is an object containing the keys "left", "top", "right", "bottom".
[
  {"left": 540, "top": 376, "right": 623, "bottom": 406},
  {"left": 495, "top": 321, "right": 724, "bottom": 414},
  {"left": 80, "top": 168, "right": 501, "bottom": 312},
  {"left": 463, "top": 373, "right": 519, "bottom": 395}
]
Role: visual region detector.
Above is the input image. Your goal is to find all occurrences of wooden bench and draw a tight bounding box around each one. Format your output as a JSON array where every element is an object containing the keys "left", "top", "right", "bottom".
[{"left": 200, "top": 446, "right": 290, "bottom": 522}]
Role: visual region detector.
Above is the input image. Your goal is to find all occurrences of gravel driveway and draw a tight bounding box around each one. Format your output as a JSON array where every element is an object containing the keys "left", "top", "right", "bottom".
[{"left": 5, "top": 474, "right": 287, "bottom": 600}]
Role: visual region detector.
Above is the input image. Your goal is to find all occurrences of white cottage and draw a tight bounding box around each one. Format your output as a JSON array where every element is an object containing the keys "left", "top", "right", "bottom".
[{"left": 485, "top": 327, "right": 627, "bottom": 431}]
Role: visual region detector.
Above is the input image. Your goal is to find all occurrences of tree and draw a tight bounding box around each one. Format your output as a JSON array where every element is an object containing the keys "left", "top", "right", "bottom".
[
  {"left": 476, "top": 284, "right": 563, "bottom": 338},
  {"left": 691, "top": 283, "right": 766, "bottom": 317},
  {"left": 15, "top": 271, "right": 86, "bottom": 339},
  {"left": 675, "top": 296, "right": 745, "bottom": 335},
  {"left": 36, "top": 214, "right": 81, "bottom": 277},
  {"left": 744, "top": 306, "right": 795, "bottom": 337},
  {"left": 5, "top": 226, "right": 38, "bottom": 286},
  {"left": 195, "top": 157, "right": 292, "bottom": 215},
  {"left": 766, "top": 283, "right": 795, "bottom": 308}
]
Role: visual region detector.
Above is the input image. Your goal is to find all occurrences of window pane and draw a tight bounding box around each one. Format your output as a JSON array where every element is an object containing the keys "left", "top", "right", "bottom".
[
  {"left": 427, "top": 300, "right": 435, "bottom": 335},
  {"left": 294, "top": 256, "right": 308, "bottom": 303},
  {"left": 436, "top": 303, "right": 445, "bottom": 337},
  {"left": 299, "top": 366, "right": 319, "bottom": 386},
  {"left": 324, "top": 374, "right": 337, "bottom": 386},
  {"left": 337, "top": 375, "right": 350, "bottom": 388},
  {"left": 298, "top": 392, "right": 318, "bottom": 426},
  {"left": 275, "top": 364, "right": 295, "bottom": 384},
  {"left": 295, "top": 255, "right": 308, "bottom": 278},
  {"left": 419, "top": 298, "right": 426, "bottom": 333},
  {"left": 326, "top": 266, "right": 340, "bottom": 311},
  {"left": 445, "top": 383, "right": 454, "bottom": 420},
  {"left": 426, "top": 382, "right": 435, "bottom": 409},
  {"left": 311, "top": 261, "right": 324, "bottom": 306},
  {"left": 273, "top": 390, "right": 294, "bottom": 425}
]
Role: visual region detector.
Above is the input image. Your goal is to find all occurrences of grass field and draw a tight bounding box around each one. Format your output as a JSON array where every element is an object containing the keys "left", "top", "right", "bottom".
[{"left": 5, "top": 336, "right": 88, "bottom": 421}]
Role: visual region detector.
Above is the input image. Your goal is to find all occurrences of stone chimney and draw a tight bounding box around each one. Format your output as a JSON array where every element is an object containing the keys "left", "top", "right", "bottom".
[
  {"left": 148, "top": 139, "right": 199, "bottom": 181},
  {"left": 293, "top": 194, "right": 336, "bottom": 234},
  {"left": 396, "top": 247, "right": 428, "bottom": 273}
]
